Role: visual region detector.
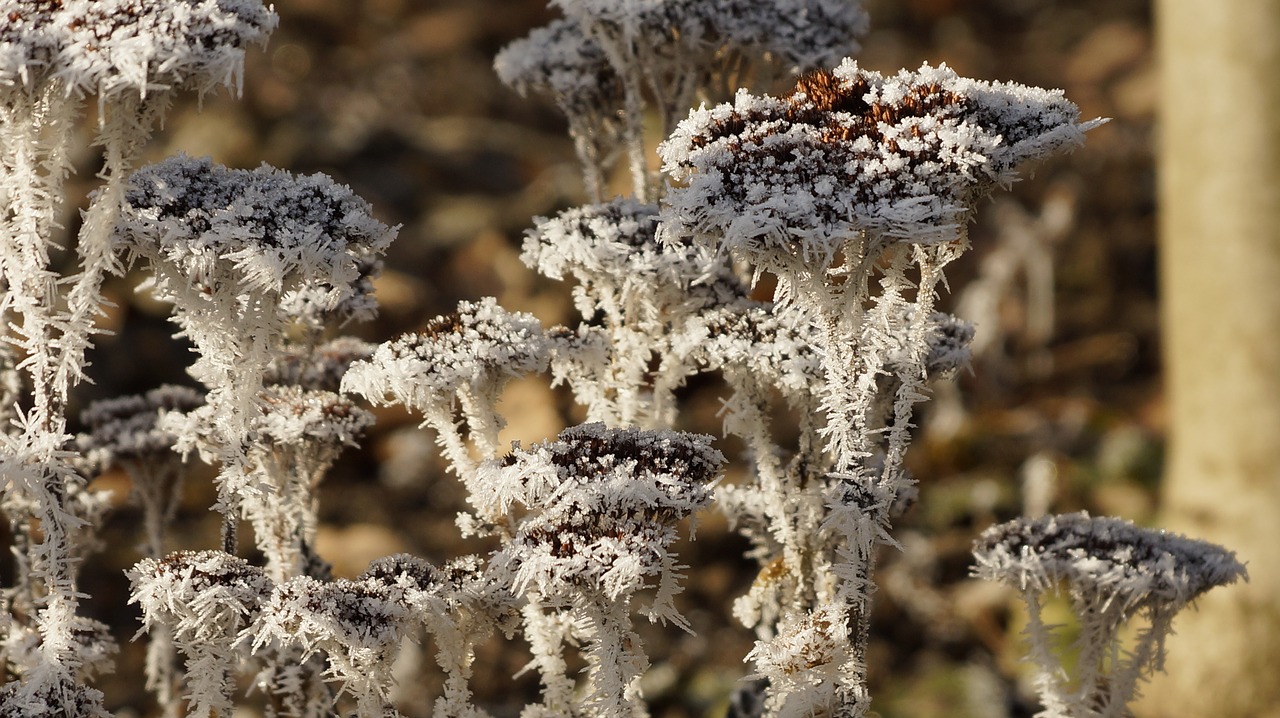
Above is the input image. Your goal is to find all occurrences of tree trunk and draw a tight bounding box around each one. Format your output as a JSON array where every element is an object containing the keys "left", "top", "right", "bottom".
[{"left": 1142, "top": 1, "right": 1280, "bottom": 716}]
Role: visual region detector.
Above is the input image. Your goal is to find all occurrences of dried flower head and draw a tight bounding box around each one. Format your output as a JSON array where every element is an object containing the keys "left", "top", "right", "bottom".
[
  {"left": 264, "top": 336, "right": 376, "bottom": 393},
  {"left": 711, "top": 0, "right": 869, "bottom": 72},
  {"left": 973, "top": 512, "right": 1247, "bottom": 718},
  {"left": 117, "top": 154, "right": 395, "bottom": 301},
  {"left": 973, "top": 511, "right": 1247, "bottom": 613},
  {"left": 661, "top": 60, "right": 1096, "bottom": 273},
  {"left": 249, "top": 386, "right": 374, "bottom": 453},
  {"left": 495, "top": 17, "right": 622, "bottom": 125},
  {"left": 341, "top": 297, "right": 549, "bottom": 415},
  {"left": 77, "top": 385, "right": 205, "bottom": 469},
  {"left": 687, "top": 301, "right": 823, "bottom": 397},
  {"left": 128, "top": 550, "right": 273, "bottom": 718},
  {"left": 1, "top": 0, "right": 276, "bottom": 97},
  {"left": 485, "top": 423, "right": 722, "bottom": 602},
  {"left": 524, "top": 198, "right": 744, "bottom": 324},
  {"left": 0, "top": 674, "right": 106, "bottom": 718}
]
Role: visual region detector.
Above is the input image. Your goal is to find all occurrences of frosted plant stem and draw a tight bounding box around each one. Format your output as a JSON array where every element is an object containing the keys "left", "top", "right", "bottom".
[
  {"left": 0, "top": 85, "right": 87, "bottom": 684},
  {"left": 583, "top": 600, "right": 648, "bottom": 718},
  {"left": 723, "top": 373, "right": 805, "bottom": 598},
  {"left": 1102, "top": 612, "right": 1173, "bottom": 717},
  {"left": 520, "top": 603, "right": 576, "bottom": 718},
  {"left": 458, "top": 387, "right": 503, "bottom": 460},
  {"left": 1019, "top": 589, "right": 1073, "bottom": 718},
  {"left": 583, "top": 25, "right": 649, "bottom": 202},
  {"left": 56, "top": 93, "right": 169, "bottom": 397},
  {"left": 571, "top": 122, "right": 605, "bottom": 204},
  {"left": 423, "top": 404, "right": 479, "bottom": 479},
  {"left": 1070, "top": 602, "right": 1124, "bottom": 715}
]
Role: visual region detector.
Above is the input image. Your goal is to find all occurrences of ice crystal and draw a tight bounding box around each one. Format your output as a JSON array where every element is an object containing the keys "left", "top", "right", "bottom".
[{"left": 342, "top": 298, "right": 549, "bottom": 476}]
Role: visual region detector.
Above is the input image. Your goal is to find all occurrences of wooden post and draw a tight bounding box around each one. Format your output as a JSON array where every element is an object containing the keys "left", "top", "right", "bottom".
[{"left": 1144, "top": 1, "right": 1280, "bottom": 715}]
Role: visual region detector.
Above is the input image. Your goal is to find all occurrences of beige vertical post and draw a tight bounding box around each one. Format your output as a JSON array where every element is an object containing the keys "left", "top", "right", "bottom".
[{"left": 1144, "top": 1, "right": 1280, "bottom": 716}]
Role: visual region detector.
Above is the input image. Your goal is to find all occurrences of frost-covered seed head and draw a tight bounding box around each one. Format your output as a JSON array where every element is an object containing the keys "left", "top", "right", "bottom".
[
  {"left": 116, "top": 154, "right": 397, "bottom": 302},
  {"left": 252, "top": 386, "right": 374, "bottom": 451},
  {"left": 0, "top": 0, "right": 276, "bottom": 96},
  {"left": 130, "top": 550, "right": 274, "bottom": 637},
  {"left": 494, "top": 17, "right": 622, "bottom": 122},
  {"left": 661, "top": 61, "right": 1092, "bottom": 272},
  {"left": 279, "top": 255, "right": 385, "bottom": 333},
  {"left": 0, "top": 675, "right": 105, "bottom": 718},
  {"left": 485, "top": 424, "right": 721, "bottom": 600},
  {"left": 340, "top": 297, "right": 549, "bottom": 412},
  {"left": 691, "top": 301, "right": 823, "bottom": 396},
  {"left": 261, "top": 576, "right": 411, "bottom": 656},
  {"left": 77, "top": 385, "right": 205, "bottom": 467},
  {"left": 524, "top": 198, "right": 746, "bottom": 321},
  {"left": 881, "top": 311, "right": 975, "bottom": 378},
  {"left": 972, "top": 512, "right": 1248, "bottom": 613},
  {"left": 709, "top": 0, "right": 869, "bottom": 72},
  {"left": 264, "top": 336, "right": 376, "bottom": 393}
]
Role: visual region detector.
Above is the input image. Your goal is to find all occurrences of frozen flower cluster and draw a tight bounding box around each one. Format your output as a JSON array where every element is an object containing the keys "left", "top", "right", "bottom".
[
  {"left": 974, "top": 511, "right": 1247, "bottom": 615},
  {"left": 662, "top": 61, "right": 1096, "bottom": 272},
  {"left": 117, "top": 154, "right": 394, "bottom": 302},
  {"left": 972, "top": 512, "right": 1247, "bottom": 718},
  {"left": 0, "top": 0, "right": 276, "bottom": 97},
  {"left": 485, "top": 423, "right": 720, "bottom": 603}
]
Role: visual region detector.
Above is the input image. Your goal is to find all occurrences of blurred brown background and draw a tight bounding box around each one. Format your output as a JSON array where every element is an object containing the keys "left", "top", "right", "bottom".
[{"left": 60, "top": 0, "right": 1158, "bottom": 716}]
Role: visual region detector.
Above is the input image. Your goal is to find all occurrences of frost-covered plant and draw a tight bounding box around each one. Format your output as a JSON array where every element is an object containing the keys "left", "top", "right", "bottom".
[
  {"left": 1, "top": 2, "right": 274, "bottom": 711},
  {"left": 342, "top": 298, "right": 550, "bottom": 483},
  {"left": 129, "top": 551, "right": 273, "bottom": 718},
  {"left": 972, "top": 512, "right": 1247, "bottom": 718},
  {"left": 481, "top": 424, "right": 722, "bottom": 718},
  {"left": 500, "top": 0, "right": 867, "bottom": 200},
  {"left": 0, "top": 3, "right": 1250, "bottom": 718},
  {"left": 114, "top": 154, "right": 396, "bottom": 545},
  {"left": 523, "top": 198, "right": 745, "bottom": 426}
]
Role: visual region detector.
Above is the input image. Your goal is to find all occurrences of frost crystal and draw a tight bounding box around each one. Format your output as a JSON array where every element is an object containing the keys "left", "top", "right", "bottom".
[
  {"left": 661, "top": 60, "right": 1095, "bottom": 271},
  {"left": 255, "top": 576, "right": 413, "bottom": 716}
]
